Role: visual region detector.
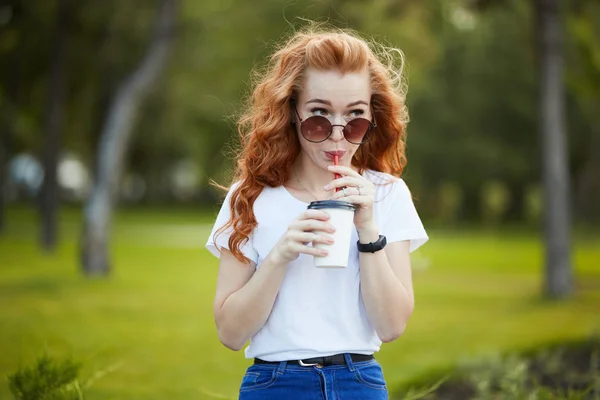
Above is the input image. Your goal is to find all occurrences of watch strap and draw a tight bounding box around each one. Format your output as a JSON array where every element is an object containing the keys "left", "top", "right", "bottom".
[{"left": 357, "top": 234, "right": 387, "bottom": 253}]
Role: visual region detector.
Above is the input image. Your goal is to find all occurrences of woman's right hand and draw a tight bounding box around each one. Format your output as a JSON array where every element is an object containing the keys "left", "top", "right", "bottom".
[{"left": 268, "top": 209, "right": 336, "bottom": 265}]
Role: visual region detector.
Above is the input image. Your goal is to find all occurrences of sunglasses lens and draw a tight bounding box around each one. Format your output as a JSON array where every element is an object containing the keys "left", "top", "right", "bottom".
[
  {"left": 299, "top": 115, "right": 372, "bottom": 144},
  {"left": 344, "top": 118, "right": 372, "bottom": 143},
  {"left": 301, "top": 116, "right": 332, "bottom": 142}
]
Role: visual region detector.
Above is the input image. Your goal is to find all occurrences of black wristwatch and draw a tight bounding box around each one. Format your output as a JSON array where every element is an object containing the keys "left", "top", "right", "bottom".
[{"left": 357, "top": 235, "right": 387, "bottom": 253}]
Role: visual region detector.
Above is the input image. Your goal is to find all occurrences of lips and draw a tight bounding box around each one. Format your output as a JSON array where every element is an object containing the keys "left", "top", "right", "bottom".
[{"left": 325, "top": 150, "right": 346, "bottom": 159}]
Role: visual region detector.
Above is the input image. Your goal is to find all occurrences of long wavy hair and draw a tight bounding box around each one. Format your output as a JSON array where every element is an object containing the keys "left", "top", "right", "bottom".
[{"left": 215, "top": 25, "right": 410, "bottom": 263}]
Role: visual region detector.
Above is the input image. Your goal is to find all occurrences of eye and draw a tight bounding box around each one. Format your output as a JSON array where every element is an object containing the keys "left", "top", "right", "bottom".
[
  {"left": 347, "top": 109, "right": 365, "bottom": 118},
  {"left": 310, "top": 108, "right": 329, "bottom": 116}
]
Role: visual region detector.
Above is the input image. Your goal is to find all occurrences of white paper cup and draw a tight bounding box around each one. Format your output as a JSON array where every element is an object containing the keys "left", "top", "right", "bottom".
[{"left": 307, "top": 200, "right": 356, "bottom": 268}]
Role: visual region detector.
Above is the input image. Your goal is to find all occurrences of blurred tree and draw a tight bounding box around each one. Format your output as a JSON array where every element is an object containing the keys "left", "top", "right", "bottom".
[
  {"left": 0, "top": 0, "right": 27, "bottom": 230},
  {"left": 0, "top": 141, "right": 5, "bottom": 232},
  {"left": 406, "top": 1, "right": 539, "bottom": 222},
  {"left": 1, "top": 0, "right": 599, "bottom": 235},
  {"left": 80, "top": 0, "right": 179, "bottom": 276},
  {"left": 566, "top": 1, "right": 600, "bottom": 223},
  {"left": 39, "top": 0, "right": 70, "bottom": 252},
  {"left": 535, "top": 0, "right": 572, "bottom": 298},
  {"left": 469, "top": 0, "right": 573, "bottom": 297}
]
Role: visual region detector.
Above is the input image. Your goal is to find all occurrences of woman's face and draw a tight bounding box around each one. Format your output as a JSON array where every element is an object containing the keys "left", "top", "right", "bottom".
[{"left": 294, "top": 67, "right": 372, "bottom": 170}]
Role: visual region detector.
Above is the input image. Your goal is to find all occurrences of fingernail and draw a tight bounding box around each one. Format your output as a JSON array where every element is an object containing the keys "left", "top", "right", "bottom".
[
  {"left": 320, "top": 249, "right": 329, "bottom": 256},
  {"left": 324, "top": 184, "right": 331, "bottom": 190}
]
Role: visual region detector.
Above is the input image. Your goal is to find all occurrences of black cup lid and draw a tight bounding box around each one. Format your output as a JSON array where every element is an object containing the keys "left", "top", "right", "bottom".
[{"left": 307, "top": 200, "right": 356, "bottom": 211}]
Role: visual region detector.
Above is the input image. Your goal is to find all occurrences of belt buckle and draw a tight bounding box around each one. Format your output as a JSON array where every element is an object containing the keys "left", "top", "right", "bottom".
[
  {"left": 298, "top": 359, "right": 322, "bottom": 368},
  {"left": 298, "top": 359, "right": 318, "bottom": 367}
]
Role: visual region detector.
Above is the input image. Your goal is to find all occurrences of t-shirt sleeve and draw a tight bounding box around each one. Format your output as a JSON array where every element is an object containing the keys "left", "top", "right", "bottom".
[
  {"left": 205, "top": 183, "right": 259, "bottom": 264},
  {"left": 382, "top": 179, "right": 429, "bottom": 253}
]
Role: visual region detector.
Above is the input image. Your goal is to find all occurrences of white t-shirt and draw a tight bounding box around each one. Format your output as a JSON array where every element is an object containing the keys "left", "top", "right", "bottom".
[{"left": 205, "top": 170, "right": 428, "bottom": 361}]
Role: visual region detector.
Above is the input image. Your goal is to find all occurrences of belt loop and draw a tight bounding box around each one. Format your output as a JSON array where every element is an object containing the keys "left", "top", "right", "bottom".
[
  {"left": 277, "top": 361, "right": 287, "bottom": 374},
  {"left": 343, "top": 353, "right": 356, "bottom": 372}
]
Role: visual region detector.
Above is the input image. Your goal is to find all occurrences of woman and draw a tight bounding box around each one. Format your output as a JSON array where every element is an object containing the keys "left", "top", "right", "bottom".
[{"left": 206, "top": 26, "right": 428, "bottom": 400}]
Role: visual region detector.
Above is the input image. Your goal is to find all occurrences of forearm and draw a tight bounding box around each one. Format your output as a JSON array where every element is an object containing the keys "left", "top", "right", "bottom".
[
  {"left": 216, "top": 254, "right": 287, "bottom": 350},
  {"left": 358, "top": 228, "right": 414, "bottom": 342}
]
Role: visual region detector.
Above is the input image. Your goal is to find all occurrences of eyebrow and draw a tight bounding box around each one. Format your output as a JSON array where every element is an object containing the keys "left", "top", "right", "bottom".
[{"left": 306, "top": 98, "right": 369, "bottom": 107}]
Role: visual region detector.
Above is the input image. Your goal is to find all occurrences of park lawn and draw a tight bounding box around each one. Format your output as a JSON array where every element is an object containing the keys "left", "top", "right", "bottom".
[{"left": 0, "top": 206, "right": 599, "bottom": 399}]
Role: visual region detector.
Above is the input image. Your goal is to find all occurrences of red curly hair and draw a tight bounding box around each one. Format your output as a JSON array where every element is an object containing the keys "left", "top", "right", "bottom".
[{"left": 215, "top": 25, "right": 410, "bottom": 263}]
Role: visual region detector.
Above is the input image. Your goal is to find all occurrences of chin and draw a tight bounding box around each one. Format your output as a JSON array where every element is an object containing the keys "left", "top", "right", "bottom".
[
  {"left": 317, "top": 160, "right": 331, "bottom": 171},
  {"left": 331, "top": 155, "right": 353, "bottom": 168}
]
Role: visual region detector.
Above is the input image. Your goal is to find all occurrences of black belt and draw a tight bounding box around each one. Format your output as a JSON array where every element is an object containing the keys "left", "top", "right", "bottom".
[{"left": 254, "top": 353, "right": 374, "bottom": 367}]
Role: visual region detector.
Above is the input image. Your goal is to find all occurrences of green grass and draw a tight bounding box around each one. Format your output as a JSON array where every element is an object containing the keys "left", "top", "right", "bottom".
[{"left": 0, "top": 205, "right": 599, "bottom": 399}]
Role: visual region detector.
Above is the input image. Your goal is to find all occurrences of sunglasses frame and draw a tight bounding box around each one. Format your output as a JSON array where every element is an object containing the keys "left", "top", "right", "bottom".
[{"left": 291, "top": 100, "right": 377, "bottom": 145}]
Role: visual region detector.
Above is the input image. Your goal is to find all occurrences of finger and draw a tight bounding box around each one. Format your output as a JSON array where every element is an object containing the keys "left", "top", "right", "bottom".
[
  {"left": 299, "top": 209, "right": 331, "bottom": 221},
  {"left": 293, "top": 232, "right": 314, "bottom": 246},
  {"left": 325, "top": 177, "right": 362, "bottom": 191},
  {"left": 327, "top": 165, "right": 363, "bottom": 178},
  {"left": 344, "top": 187, "right": 362, "bottom": 197},
  {"left": 289, "top": 218, "right": 334, "bottom": 233},
  {"left": 290, "top": 242, "right": 328, "bottom": 257},
  {"left": 330, "top": 187, "right": 362, "bottom": 199},
  {"left": 331, "top": 194, "right": 372, "bottom": 206},
  {"left": 287, "top": 231, "right": 316, "bottom": 245},
  {"left": 290, "top": 231, "right": 334, "bottom": 245},
  {"left": 291, "top": 219, "right": 336, "bottom": 233}
]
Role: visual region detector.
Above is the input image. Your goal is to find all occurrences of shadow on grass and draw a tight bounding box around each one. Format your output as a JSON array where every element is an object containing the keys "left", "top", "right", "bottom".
[
  {"left": 0, "top": 277, "right": 72, "bottom": 298},
  {"left": 392, "top": 336, "right": 600, "bottom": 400}
]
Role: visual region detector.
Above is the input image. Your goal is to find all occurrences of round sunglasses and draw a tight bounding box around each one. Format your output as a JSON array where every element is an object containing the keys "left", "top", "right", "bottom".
[{"left": 292, "top": 105, "right": 376, "bottom": 145}]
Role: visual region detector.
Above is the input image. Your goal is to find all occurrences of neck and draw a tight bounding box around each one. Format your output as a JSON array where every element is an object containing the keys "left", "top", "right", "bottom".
[{"left": 291, "top": 153, "right": 346, "bottom": 199}]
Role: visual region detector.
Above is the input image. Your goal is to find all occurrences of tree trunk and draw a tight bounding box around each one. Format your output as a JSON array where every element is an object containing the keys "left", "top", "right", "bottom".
[
  {"left": 576, "top": 110, "right": 600, "bottom": 223},
  {"left": 80, "top": 0, "right": 178, "bottom": 277},
  {"left": 460, "top": 183, "right": 483, "bottom": 223},
  {"left": 504, "top": 180, "right": 527, "bottom": 223},
  {"left": 536, "top": 0, "right": 573, "bottom": 298},
  {"left": 0, "top": 141, "right": 6, "bottom": 233},
  {"left": 1, "top": 5, "right": 23, "bottom": 235},
  {"left": 39, "top": 0, "right": 70, "bottom": 252}
]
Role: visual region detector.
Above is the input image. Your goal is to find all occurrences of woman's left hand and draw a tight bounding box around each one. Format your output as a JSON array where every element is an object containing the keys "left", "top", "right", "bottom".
[{"left": 325, "top": 165, "right": 376, "bottom": 232}]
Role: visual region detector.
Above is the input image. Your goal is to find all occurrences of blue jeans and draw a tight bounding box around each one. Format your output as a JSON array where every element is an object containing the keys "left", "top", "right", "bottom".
[{"left": 238, "top": 353, "right": 388, "bottom": 399}]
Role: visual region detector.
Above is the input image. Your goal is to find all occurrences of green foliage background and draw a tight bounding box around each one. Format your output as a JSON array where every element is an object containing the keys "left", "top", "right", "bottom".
[{"left": 2, "top": 0, "right": 599, "bottom": 222}]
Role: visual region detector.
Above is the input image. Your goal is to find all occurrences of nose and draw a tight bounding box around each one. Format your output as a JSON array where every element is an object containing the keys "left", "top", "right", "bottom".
[
  {"left": 329, "top": 124, "right": 345, "bottom": 142},
  {"left": 328, "top": 114, "right": 346, "bottom": 142}
]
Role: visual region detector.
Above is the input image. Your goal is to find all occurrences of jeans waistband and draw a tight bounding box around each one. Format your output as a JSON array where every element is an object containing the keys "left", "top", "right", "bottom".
[{"left": 254, "top": 353, "right": 374, "bottom": 367}]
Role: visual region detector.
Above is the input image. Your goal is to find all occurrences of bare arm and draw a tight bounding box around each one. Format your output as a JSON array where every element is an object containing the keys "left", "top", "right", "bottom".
[
  {"left": 213, "top": 249, "right": 287, "bottom": 351},
  {"left": 325, "top": 165, "right": 416, "bottom": 343},
  {"left": 357, "top": 227, "right": 414, "bottom": 343},
  {"left": 213, "top": 209, "right": 335, "bottom": 351}
]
